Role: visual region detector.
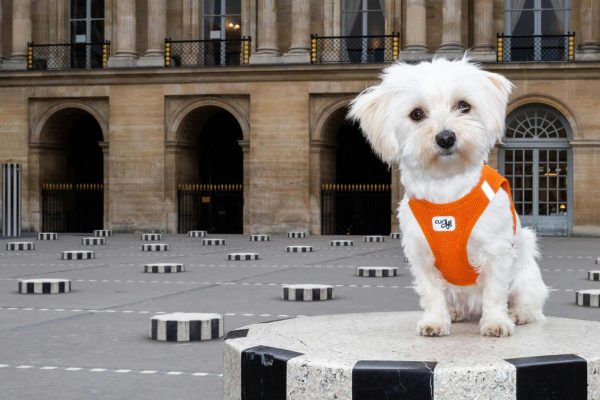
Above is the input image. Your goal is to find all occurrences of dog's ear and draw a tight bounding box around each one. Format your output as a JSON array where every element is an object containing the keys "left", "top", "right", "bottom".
[
  {"left": 482, "top": 71, "right": 515, "bottom": 142},
  {"left": 347, "top": 85, "right": 399, "bottom": 164}
]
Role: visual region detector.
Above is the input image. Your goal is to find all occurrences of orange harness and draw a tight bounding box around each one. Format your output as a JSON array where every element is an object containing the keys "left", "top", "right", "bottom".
[{"left": 408, "top": 166, "right": 517, "bottom": 286}]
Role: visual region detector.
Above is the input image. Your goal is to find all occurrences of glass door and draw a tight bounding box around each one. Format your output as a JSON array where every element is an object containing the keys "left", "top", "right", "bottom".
[
  {"left": 202, "top": 0, "right": 242, "bottom": 66},
  {"left": 70, "top": 0, "right": 104, "bottom": 69},
  {"left": 342, "top": 0, "right": 385, "bottom": 63}
]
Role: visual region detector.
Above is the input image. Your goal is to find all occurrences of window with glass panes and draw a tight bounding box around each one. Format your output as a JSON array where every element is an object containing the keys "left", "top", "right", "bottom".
[
  {"left": 504, "top": 0, "right": 570, "bottom": 35},
  {"left": 342, "top": 0, "right": 385, "bottom": 36},
  {"left": 202, "top": 0, "right": 242, "bottom": 41},
  {"left": 70, "top": 0, "right": 104, "bottom": 44},
  {"left": 500, "top": 105, "right": 572, "bottom": 236}
]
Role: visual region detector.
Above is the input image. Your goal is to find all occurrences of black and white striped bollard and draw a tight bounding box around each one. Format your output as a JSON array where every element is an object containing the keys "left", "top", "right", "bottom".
[
  {"left": 588, "top": 271, "right": 600, "bottom": 281},
  {"left": 390, "top": 233, "right": 402, "bottom": 239},
  {"left": 62, "top": 251, "right": 95, "bottom": 260},
  {"left": 363, "top": 236, "right": 385, "bottom": 242},
  {"left": 330, "top": 240, "right": 353, "bottom": 246},
  {"left": 144, "top": 263, "right": 185, "bottom": 273},
  {"left": 18, "top": 279, "right": 71, "bottom": 294},
  {"left": 286, "top": 245, "right": 313, "bottom": 253},
  {"left": 282, "top": 284, "right": 334, "bottom": 301},
  {"left": 149, "top": 313, "right": 224, "bottom": 341},
  {"left": 94, "top": 230, "right": 112, "bottom": 237},
  {"left": 82, "top": 237, "right": 106, "bottom": 245},
  {"left": 203, "top": 238, "right": 226, "bottom": 245},
  {"left": 2, "top": 163, "right": 21, "bottom": 237},
  {"left": 37, "top": 233, "right": 58, "bottom": 240},
  {"left": 576, "top": 289, "right": 600, "bottom": 307},
  {"left": 287, "top": 232, "right": 306, "bottom": 238},
  {"left": 141, "top": 234, "right": 162, "bottom": 241},
  {"left": 228, "top": 253, "right": 259, "bottom": 261},
  {"left": 142, "top": 244, "right": 169, "bottom": 251},
  {"left": 7, "top": 242, "right": 34, "bottom": 251},
  {"left": 356, "top": 267, "right": 398, "bottom": 277},
  {"left": 250, "top": 235, "right": 270, "bottom": 241},
  {"left": 189, "top": 231, "right": 207, "bottom": 238}
]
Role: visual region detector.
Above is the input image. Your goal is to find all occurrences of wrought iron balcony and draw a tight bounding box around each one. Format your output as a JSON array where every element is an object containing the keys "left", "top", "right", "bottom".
[
  {"left": 27, "top": 41, "right": 110, "bottom": 71},
  {"left": 164, "top": 37, "right": 251, "bottom": 68},
  {"left": 496, "top": 33, "right": 575, "bottom": 63},
  {"left": 310, "top": 33, "right": 399, "bottom": 64}
]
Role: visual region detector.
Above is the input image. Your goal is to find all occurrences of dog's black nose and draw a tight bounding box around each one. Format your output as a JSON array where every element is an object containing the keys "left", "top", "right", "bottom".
[{"left": 436, "top": 130, "right": 456, "bottom": 149}]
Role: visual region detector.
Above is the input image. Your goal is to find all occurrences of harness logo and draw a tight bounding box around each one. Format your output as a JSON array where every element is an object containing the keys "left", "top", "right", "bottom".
[{"left": 432, "top": 216, "right": 456, "bottom": 232}]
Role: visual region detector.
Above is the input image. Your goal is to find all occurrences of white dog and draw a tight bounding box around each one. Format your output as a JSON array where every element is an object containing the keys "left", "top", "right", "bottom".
[{"left": 348, "top": 57, "right": 548, "bottom": 337}]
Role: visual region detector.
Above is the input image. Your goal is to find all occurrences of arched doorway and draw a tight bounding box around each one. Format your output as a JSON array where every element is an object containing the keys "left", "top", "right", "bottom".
[
  {"left": 37, "top": 108, "right": 105, "bottom": 232},
  {"left": 500, "top": 104, "right": 573, "bottom": 236},
  {"left": 321, "top": 117, "right": 392, "bottom": 235},
  {"left": 176, "top": 107, "right": 244, "bottom": 234}
]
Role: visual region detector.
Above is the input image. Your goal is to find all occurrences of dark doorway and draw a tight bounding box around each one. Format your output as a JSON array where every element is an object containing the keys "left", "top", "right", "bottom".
[
  {"left": 42, "top": 112, "right": 104, "bottom": 233},
  {"left": 178, "top": 110, "right": 244, "bottom": 234},
  {"left": 322, "top": 120, "right": 391, "bottom": 235}
]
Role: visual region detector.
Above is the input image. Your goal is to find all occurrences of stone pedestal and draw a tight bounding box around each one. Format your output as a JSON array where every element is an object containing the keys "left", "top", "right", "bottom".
[{"left": 224, "top": 312, "right": 600, "bottom": 399}]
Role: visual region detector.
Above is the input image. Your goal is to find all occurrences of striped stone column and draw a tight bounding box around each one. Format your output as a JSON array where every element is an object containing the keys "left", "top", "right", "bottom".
[
  {"left": 284, "top": 0, "right": 311, "bottom": 63},
  {"left": 139, "top": 0, "right": 166, "bottom": 67},
  {"left": 2, "top": 163, "right": 21, "bottom": 237},
  {"left": 577, "top": 0, "right": 600, "bottom": 60},
  {"left": 2, "top": 0, "right": 31, "bottom": 69},
  {"left": 250, "top": 0, "right": 281, "bottom": 64},
  {"left": 400, "top": 0, "right": 429, "bottom": 61},
  {"left": 437, "top": 0, "right": 464, "bottom": 58},
  {"left": 107, "top": 0, "right": 138, "bottom": 67},
  {"left": 471, "top": 0, "right": 496, "bottom": 62}
]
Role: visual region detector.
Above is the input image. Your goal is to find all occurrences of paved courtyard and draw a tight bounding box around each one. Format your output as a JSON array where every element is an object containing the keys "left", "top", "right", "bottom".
[{"left": 0, "top": 233, "right": 598, "bottom": 399}]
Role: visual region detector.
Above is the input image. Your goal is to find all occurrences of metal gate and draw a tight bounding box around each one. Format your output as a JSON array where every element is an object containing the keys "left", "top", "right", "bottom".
[
  {"left": 178, "top": 184, "right": 243, "bottom": 234},
  {"left": 321, "top": 184, "right": 391, "bottom": 235},
  {"left": 42, "top": 183, "right": 104, "bottom": 232}
]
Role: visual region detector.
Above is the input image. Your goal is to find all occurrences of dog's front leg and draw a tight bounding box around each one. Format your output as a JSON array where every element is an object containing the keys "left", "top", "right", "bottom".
[
  {"left": 411, "top": 258, "right": 451, "bottom": 337},
  {"left": 478, "top": 252, "right": 515, "bottom": 337}
]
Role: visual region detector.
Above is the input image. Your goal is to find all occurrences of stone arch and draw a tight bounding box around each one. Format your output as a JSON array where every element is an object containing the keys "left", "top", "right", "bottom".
[
  {"left": 311, "top": 95, "right": 357, "bottom": 142},
  {"left": 167, "top": 97, "right": 250, "bottom": 143},
  {"left": 31, "top": 99, "right": 109, "bottom": 144},
  {"left": 507, "top": 93, "right": 582, "bottom": 140}
]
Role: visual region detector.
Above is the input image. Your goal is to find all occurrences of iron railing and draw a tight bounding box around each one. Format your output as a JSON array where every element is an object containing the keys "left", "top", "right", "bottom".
[
  {"left": 321, "top": 183, "right": 391, "bottom": 235},
  {"left": 42, "top": 183, "right": 104, "bottom": 233},
  {"left": 496, "top": 33, "right": 574, "bottom": 63},
  {"left": 28, "top": 41, "right": 110, "bottom": 70},
  {"left": 311, "top": 33, "right": 399, "bottom": 64},
  {"left": 165, "top": 37, "right": 251, "bottom": 67},
  {"left": 178, "top": 184, "right": 243, "bottom": 234}
]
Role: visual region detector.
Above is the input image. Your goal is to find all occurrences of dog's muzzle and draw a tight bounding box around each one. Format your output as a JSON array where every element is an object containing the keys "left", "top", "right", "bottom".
[{"left": 436, "top": 130, "right": 456, "bottom": 150}]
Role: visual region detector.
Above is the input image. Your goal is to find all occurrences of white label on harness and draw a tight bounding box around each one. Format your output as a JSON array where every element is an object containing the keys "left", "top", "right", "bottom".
[{"left": 432, "top": 217, "right": 456, "bottom": 231}]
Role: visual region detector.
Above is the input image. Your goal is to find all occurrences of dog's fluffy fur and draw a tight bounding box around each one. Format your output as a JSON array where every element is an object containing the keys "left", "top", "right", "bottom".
[{"left": 348, "top": 57, "right": 549, "bottom": 337}]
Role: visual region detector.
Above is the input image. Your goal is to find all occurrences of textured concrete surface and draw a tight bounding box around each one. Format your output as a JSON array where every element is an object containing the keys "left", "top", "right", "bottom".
[{"left": 0, "top": 233, "right": 598, "bottom": 399}]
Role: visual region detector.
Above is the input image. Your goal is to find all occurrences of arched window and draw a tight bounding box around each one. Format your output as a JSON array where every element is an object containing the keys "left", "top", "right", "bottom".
[{"left": 500, "top": 104, "right": 573, "bottom": 236}]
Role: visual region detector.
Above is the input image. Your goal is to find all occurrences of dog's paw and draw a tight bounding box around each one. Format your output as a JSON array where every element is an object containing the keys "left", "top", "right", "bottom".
[
  {"left": 480, "top": 318, "right": 515, "bottom": 337},
  {"left": 417, "top": 317, "right": 451, "bottom": 337},
  {"left": 449, "top": 308, "right": 467, "bottom": 323},
  {"left": 508, "top": 308, "right": 536, "bottom": 325}
]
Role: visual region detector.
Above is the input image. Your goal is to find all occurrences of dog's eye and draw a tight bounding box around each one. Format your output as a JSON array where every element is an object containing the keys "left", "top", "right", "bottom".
[
  {"left": 410, "top": 109, "right": 425, "bottom": 121},
  {"left": 456, "top": 101, "right": 471, "bottom": 113}
]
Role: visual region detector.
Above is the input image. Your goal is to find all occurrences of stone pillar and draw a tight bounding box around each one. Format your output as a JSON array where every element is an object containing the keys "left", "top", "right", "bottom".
[
  {"left": 284, "top": 0, "right": 310, "bottom": 63},
  {"left": 436, "top": 0, "right": 464, "bottom": 58},
  {"left": 238, "top": 140, "right": 251, "bottom": 234},
  {"left": 0, "top": 0, "right": 4, "bottom": 62},
  {"left": 139, "top": 0, "right": 166, "bottom": 67},
  {"left": 308, "top": 140, "right": 337, "bottom": 235},
  {"left": 576, "top": 0, "right": 600, "bottom": 60},
  {"left": 107, "top": 0, "right": 138, "bottom": 67},
  {"left": 400, "top": 0, "right": 429, "bottom": 61},
  {"left": 471, "top": 0, "right": 495, "bottom": 62},
  {"left": 98, "top": 142, "right": 110, "bottom": 230},
  {"left": 250, "top": 0, "right": 281, "bottom": 64},
  {"left": 3, "top": 0, "right": 31, "bottom": 69}
]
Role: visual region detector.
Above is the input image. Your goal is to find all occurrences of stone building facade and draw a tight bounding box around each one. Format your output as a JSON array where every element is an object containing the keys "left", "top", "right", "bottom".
[{"left": 0, "top": 0, "right": 598, "bottom": 237}]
